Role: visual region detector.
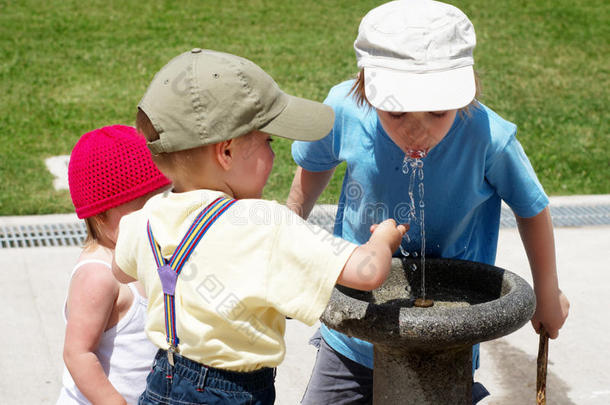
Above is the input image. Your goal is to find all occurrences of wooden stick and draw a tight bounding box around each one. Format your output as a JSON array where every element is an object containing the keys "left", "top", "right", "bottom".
[{"left": 536, "top": 325, "right": 549, "bottom": 405}]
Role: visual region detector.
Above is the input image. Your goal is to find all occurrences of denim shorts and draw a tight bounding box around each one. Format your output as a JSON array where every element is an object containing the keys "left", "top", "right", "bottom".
[{"left": 139, "top": 349, "right": 275, "bottom": 405}]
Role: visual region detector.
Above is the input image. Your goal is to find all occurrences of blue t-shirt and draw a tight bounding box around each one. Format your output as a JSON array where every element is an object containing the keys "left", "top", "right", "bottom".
[{"left": 292, "top": 80, "right": 549, "bottom": 369}]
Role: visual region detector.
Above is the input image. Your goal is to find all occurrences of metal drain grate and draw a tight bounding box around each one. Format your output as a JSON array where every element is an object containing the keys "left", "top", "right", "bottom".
[
  {"left": 310, "top": 204, "right": 610, "bottom": 233},
  {"left": 0, "top": 222, "right": 86, "bottom": 248},
  {"left": 1, "top": 203, "right": 609, "bottom": 249},
  {"left": 501, "top": 205, "right": 610, "bottom": 228}
]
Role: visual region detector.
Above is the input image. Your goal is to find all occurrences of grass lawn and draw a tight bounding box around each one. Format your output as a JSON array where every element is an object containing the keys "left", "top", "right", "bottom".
[{"left": 0, "top": 0, "right": 608, "bottom": 215}]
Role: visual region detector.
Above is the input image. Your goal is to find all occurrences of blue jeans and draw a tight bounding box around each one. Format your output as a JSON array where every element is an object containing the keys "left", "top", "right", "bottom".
[{"left": 139, "top": 349, "right": 275, "bottom": 405}]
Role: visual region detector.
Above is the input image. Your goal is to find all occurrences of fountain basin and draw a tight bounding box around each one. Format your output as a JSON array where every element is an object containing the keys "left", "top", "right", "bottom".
[{"left": 320, "top": 257, "right": 536, "bottom": 404}]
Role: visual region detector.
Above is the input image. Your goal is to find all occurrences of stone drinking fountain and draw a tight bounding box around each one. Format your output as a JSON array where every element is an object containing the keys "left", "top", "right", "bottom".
[{"left": 320, "top": 257, "right": 536, "bottom": 404}]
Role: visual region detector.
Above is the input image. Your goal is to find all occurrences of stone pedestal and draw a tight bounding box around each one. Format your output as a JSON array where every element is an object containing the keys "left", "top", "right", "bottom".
[
  {"left": 321, "top": 258, "right": 535, "bottom": 405},
  {"left": 374, "top": 346, "right": 472, "bottom": 405}
]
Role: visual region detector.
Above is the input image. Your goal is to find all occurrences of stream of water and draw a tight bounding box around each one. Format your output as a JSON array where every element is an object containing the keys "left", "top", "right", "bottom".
[{"left": 401, "top": 153, "right": 427, "bottom": 302}]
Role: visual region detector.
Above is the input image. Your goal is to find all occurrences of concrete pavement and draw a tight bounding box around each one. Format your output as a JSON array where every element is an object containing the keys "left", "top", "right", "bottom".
[{"left": 1, "top": 196, "right": 609, "bottom": 404}]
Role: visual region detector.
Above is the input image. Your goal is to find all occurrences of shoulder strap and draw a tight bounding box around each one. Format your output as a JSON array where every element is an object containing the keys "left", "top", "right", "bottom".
[
  {"left": 146, "top": 197, "right": 236, "bottom": 349},
  {"left": 71, "top": 259, "right": 112, "bottom": 278}
]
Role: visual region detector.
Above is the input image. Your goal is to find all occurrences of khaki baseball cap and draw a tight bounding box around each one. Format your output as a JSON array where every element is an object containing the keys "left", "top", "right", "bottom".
[{"left": 139, "top": 49, "right": 335, "bottom": 154}]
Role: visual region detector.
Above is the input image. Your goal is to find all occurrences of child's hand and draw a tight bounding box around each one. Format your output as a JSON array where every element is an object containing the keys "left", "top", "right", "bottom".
[
  {"left": 338, "top": 220, "right": 408, "bottom": 291},
  {"left": 369, "top": 219, "right": 409, "bottom": 253},
  {"left": 531, "top": 288, "right": 570, "bottom": 339}
]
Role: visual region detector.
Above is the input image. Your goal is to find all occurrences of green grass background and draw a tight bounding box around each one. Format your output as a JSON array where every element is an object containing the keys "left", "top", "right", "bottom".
[{"left": 0, "top": 0, "right": 608, "bottom": 215}]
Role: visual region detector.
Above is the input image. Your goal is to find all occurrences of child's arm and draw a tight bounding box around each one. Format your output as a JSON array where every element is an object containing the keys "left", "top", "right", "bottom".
[
  {"left": 287, "top": 166, "right": 336, "bottom": 219},
  {"left": 515, "top": 206, "right": 570, "bottom": 339},
  {"left": 338, "top": 219, "right": 407, "bottom": 291},
  {"left": 63, "top": 264, "right": 128, "bottom": 405}
]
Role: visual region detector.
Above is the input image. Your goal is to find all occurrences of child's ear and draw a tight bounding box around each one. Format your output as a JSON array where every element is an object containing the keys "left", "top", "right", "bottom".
[{"left": 214, "top": 140, "right": 235, "bottom": 170}]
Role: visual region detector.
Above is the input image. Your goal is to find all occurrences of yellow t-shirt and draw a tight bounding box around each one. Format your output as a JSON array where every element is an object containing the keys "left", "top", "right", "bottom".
[{"left": 115, "top": 189, "right": 357, "bottom": 372}]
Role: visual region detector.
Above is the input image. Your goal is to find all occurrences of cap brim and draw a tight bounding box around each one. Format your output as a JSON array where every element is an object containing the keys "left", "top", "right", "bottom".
[
  {"left": 364, "top": 65, "right": 476, "bottom": 112},
  {"left": 259, "top": 94, "right": 334, "bottom": 142}
]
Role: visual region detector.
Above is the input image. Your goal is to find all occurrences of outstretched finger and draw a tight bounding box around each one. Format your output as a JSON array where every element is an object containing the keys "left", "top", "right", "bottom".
[{"left": 397, "top": 223, "right": 409, "bottom": 235}]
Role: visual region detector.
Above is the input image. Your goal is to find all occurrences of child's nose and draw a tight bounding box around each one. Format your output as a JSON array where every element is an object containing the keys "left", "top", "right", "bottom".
[{"left": 403, "top": 115, "right": 425, "bottom": 135}]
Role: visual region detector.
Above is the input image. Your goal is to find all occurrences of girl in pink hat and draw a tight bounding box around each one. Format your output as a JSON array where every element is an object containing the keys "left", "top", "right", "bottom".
[{"left": 57, "top": 125, "right": 171, "bottom": 405}]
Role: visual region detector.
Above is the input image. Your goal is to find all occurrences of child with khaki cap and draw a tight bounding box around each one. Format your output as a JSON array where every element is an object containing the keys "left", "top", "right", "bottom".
[{"left": 112, "top": 48, "right": 408, "bottom": 404}]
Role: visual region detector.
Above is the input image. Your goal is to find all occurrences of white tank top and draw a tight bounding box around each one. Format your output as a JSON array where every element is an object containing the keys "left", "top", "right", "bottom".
[{"left": 57, "top": 260, "right": 157, "bottom": 405}]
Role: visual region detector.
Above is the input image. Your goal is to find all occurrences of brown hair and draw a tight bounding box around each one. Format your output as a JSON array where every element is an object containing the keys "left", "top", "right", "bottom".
[{"left": 348, "top": 69, "right": 482, "bottom": 117}]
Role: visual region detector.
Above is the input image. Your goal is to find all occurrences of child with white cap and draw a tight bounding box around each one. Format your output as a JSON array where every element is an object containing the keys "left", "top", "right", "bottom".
[
  {"left": 112, "top": 48, "right": 408, "bottom": 404},
  {"left": 289, "top": 1, "right": 570, "bottom": 403}
]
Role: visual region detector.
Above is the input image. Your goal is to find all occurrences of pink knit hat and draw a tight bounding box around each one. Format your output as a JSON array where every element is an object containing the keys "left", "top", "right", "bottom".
[{"left": 68, "top": 125, "right": 171, "bottom": 219}]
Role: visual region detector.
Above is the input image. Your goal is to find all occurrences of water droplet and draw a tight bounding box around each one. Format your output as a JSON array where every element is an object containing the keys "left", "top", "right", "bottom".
[
  {"left": 399, "top": 245, "right": 409, "bottom": 257},
  {"left": 402, "top": 157, "right": 410, "bottom": 174}
]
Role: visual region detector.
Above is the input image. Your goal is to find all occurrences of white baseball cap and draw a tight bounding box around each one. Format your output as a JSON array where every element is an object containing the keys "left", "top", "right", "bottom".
[{"left": 354, "top": 0, "right": 476, "bottom": 112}]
